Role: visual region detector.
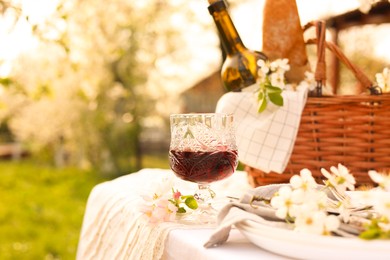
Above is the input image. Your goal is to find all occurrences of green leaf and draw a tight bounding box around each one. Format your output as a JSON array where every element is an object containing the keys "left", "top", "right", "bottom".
[
  {"left": 358, "top": 218, "right": 390, "bottom": 240},
  {"left": 184, "top": 197, "right": 198, "bottom": 210},
  {"left": 359, "top": 228, "right": 381, "bottom": 240},
  {"left": 265, "top": 84, "right": 283, "bottom": 93},
  {"left": 177, "top": 207, "right": 186, "bottom": 214},
  {"left": 268, "top": 92, "right": 284, "bottom": 106},
  {"left": 0, "top": 77, "right": 12, "bottom": 87},
  {"left": 257, "top": 95, "right": 267, "bottom": 113},
  {"left": 257, "top": 91, "right": 264, "bottom": 102}
]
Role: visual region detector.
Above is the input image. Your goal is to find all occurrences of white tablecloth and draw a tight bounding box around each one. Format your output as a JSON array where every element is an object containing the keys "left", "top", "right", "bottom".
[{"left": 76, "top": 168, "right": 289, "bottom": 260}]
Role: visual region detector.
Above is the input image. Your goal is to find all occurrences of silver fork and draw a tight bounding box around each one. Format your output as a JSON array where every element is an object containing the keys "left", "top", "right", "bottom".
[{"left": 325, "top": 185, "right": 375, "bottom": 216}]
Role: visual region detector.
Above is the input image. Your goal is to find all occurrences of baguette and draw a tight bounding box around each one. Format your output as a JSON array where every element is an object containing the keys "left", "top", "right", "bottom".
[{"left": 262, "top": 0, "right": 310, "bottom": 83}]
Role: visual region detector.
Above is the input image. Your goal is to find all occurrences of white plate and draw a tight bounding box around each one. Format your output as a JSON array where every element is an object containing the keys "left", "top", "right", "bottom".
[{"left": 236, "top": 220, "right": 390, "bottom": 260}]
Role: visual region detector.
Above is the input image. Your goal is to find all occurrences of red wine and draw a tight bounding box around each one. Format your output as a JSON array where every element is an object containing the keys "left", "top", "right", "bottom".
[{"left": 169, "top": 150, "right": 238, "bottom": 184}]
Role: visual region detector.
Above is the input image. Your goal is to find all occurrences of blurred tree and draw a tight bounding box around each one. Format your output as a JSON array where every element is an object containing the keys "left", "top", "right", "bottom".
[{"left": 0, "top": 0, "right": 209, "bottom": 176}]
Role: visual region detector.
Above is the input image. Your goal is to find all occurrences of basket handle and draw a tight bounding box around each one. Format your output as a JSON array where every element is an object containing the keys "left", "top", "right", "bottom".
[{"left": 303, "top": 20, "right": 380, "bottom": 96}]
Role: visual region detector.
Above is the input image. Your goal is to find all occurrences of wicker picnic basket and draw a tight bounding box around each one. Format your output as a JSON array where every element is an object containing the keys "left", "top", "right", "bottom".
[{"left": 246, "top": 21, "right": 390, "bottom": 187}]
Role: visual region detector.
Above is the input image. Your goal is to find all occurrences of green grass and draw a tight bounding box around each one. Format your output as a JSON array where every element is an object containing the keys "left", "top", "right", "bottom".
[
  {"left": 0, "top": 160, "right": 107, "bottom": 259},
  {"left": 0, "top": 154, "right": 169, "bottom": 259}
]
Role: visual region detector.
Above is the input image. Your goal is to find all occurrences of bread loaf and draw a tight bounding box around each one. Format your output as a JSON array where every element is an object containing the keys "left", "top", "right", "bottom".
[{"left": 262, "top": 0, "right": 310, "bottom": 83}]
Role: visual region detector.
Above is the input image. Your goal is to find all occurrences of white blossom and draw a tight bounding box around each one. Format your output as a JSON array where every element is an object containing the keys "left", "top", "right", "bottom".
[
  {"left": 269, "top": 72, "right": 286, "bottom": 89},
  {"left": 368, "top": 170, "right": 390, "bottom": 191},
  {"left": 269, "top": 58, "right": 290, "bottom": 74},
  {"left": 272, "top": 163, "right": 390, "bottom": 238},
  {"left": 370, "top": 191, "right": 390, "bottom": 222},
  {"left": 139, "top": 193, "right": 178, "bottom": 224},
  {"left": 294, "top": 210, "right": 340, "bottom": 236},
  {"left": 350, "top": 189, "right": 390, "bottom": 229},
  {"left": 297, "top": 71, "right": 334, "bottom": 95},
  {"left": 358, "top": 0, "right": 390, "bottom": 14},
  {"left": 290, "top": 168, "right": 318, "bottom": 192},
  {"left": 257, "top": 58, "right": 289, "bottom": 89},
  {"left": 306, "top": 189, "right": 328, "bottom": 211},
  {"left": 298, "top": 71, "right": 316, "bottom": 92},
  {"left": 321, "top": 163, "right": 356, "bottom": 194},
  {"left": 358, "top": 0, "right": 374, "bottom": 13},
  {"left": 257, "top": 59, "right": 270, "bottom": 78},
  {"left": 270, "top": 186, "right": 302, "bottom": 219},
  {"left": 375, "top": 67, "right": 390, "bottom": 92}
]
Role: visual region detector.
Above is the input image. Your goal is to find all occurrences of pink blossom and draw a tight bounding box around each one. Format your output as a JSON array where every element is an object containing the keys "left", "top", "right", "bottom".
[
  {"left": 149, "top": 198, "right": 178, "bottom": 224},
  {"left": 173, "top": 191, "right": 181, "bottom": 200}
]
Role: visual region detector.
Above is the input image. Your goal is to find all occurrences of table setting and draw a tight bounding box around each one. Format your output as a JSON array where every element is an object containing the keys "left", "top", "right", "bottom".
[
  {"left": 77, "top": 0, "right": 390, "bottom": 259},
  {"left": 76, "top": 167, "right": 390, "bottom": 260},
  {"left": 76, "top": 108, "right": 390, "bottom": 260}
]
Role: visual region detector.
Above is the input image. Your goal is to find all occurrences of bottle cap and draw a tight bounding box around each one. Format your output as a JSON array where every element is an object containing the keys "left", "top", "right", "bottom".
[{"left": 208, "top": 0, "right": 227, "bottom": 15}]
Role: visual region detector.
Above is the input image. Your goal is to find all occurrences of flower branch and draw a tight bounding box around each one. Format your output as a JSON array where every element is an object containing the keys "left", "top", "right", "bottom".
[
  {"left": 255, "top": 58, "right": 390, "bottom": 113},
  {"left": 269, "top": 164, "right": 390, "bottom": 239},
  {"left": 139, "top": 177, "right": 198, "bottom": 224}
]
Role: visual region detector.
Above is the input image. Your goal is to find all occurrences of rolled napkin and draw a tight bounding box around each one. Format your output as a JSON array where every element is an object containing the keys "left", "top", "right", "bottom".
[
  {"left": 204, "top": 184, "right": 363, "bottom": 248},
  {"left": 204, "top": 184, "right": 290, "bottom": 248},
  {"left": 215, "top": 87, "right": 308, "bottom": 174}
]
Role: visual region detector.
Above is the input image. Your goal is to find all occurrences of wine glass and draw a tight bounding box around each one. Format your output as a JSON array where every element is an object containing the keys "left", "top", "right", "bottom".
[{"left": 169, "top": 113, "right": 238, "bottom": 224}]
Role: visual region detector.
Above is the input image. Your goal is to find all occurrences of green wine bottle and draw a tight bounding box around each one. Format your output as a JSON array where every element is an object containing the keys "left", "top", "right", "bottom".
[{"left": 208, "top": 0, "right": 267, "bottom": 92}]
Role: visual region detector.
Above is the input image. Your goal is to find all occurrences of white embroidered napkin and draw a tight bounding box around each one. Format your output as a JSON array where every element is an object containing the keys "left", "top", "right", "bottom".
[{"left": 216, "top": 87, "right": 308, "bottom": 173}]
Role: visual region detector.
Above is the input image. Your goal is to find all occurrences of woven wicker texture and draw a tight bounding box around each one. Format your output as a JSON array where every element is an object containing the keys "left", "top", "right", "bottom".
[
  {"left": 246, "top": 94, "right": 390, "bottom": 186},
  {"left": 246, "top": 21, "right": 386, "bottom": 187}
]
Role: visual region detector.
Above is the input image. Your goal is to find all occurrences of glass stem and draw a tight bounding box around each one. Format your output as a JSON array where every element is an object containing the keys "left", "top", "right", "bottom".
[{"left": 194, "top": 184, "right": 215, "bottom": 210}]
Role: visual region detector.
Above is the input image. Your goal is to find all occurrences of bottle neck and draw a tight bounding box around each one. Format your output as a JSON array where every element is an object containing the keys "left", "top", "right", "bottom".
[{"left": 208, "top": 0, "right": 246, "bottom": 56}]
